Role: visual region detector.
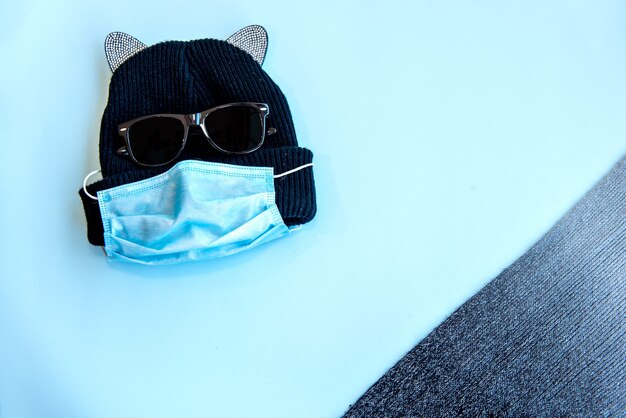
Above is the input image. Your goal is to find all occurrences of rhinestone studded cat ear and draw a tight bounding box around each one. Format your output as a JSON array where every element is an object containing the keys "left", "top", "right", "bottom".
[
  {"left": 225, "top": 25, "right": 268, "bottom": 65},
  {"left": 104, "top": 32, "right": 147, "bottom": 72}
]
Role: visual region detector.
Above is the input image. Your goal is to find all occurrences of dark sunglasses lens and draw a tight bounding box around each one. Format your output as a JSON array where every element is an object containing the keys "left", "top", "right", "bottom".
[
  {"left": 203, "top": 105, "right": 264, "bottom": 153},
  {"left": 127, "top": 117, "right": 185, "bottom": 165}
]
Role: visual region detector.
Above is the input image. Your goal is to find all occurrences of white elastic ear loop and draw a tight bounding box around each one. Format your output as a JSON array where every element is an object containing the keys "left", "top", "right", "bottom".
[
  {"left": 83, "top": 170, "right": 102, "bottom": 200},
  {"left": 82, "top": 164, "right": 312, "bottom": 199},
  {"left": 273, "top": 163, "right": 314, "bottom": 179}
]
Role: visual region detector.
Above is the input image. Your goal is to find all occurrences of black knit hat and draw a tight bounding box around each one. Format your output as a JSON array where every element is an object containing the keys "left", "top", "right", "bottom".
[{"left": 80, "top": 26, "right": 316, "bottom": 246}]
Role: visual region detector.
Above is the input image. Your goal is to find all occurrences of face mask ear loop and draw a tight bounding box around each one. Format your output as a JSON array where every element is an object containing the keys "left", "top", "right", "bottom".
[
  {"left": 273, "top": 163, "right": 314, "bottom": 179},
  {"left": 83, "top": 169, "right": 102, "bottom": 200}
]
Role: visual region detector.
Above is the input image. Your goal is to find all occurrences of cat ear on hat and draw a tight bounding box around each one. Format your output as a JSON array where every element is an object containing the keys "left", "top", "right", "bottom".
[
  {"left": 104, "top": 32, "right": 147, "bottom": 72},
  {"left": 226, "top": 25, "right": 268, "bottom": 66}
]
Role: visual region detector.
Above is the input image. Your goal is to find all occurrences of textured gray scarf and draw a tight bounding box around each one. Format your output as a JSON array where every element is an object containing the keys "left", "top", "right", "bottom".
[{"left": 344, "top": 156, "right": 625, "bottom": 417}]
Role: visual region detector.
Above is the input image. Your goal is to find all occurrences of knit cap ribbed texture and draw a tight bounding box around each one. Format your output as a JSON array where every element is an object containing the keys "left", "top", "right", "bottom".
[
  {"left": 344, "top": 156, "right": 625, "bottom": 417},
  {"left": 80, "top": 36, "right": 316, "bottom": 245}
]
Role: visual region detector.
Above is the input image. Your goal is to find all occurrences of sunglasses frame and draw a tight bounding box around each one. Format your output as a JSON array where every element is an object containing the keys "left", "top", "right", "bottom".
[{"left": 117, "top": 102, "right": 271, "bottom": 167}]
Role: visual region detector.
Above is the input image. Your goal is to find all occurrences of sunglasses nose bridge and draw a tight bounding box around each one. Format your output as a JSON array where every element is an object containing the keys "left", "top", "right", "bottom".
[{"left": 186, "top": 113, "right": 202, "bottom": 126}]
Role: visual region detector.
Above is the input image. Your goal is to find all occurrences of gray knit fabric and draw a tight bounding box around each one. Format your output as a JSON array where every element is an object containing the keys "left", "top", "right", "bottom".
[{"left": 344, "top": 156, "right": 625, "bottom": 417}]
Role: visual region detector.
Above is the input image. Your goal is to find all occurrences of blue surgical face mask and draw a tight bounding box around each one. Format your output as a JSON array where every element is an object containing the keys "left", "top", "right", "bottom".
[{"left": 82, "top": 160, "right": 313, "bottom": 265}]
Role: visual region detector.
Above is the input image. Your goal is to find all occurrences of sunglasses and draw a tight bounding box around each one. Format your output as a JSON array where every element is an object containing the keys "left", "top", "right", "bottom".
[{"left": 116, "top": 102, "right": 275, "bottom": 167}]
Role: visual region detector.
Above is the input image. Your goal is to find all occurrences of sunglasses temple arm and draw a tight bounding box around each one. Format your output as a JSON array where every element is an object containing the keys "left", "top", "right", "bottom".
[{"left": 116, "top": 146, "right": 130, "bottom": 156}]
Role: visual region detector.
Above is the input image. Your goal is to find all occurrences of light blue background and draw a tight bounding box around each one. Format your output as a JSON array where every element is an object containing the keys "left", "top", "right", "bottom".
[{"left": 1, "top": 1, "right": 624, "bottom": 417}]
